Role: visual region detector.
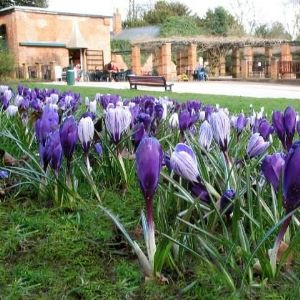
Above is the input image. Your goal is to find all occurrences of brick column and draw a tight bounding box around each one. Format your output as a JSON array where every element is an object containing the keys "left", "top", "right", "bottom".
[
  {"left": 22, "top": 63, "right": 29, "bottom": 79},
  {"left": 161, "top": 43, "right": 172, "bottom": 80},
  {"left": 50, "top": 61, "right": 56, "bottom": 81},
  {"left": 265, "top": 46, "right": 272, "bottom": 78},
  {"left": 240, "top": 59, "right": 248, "bottom": 78},
  {"left": 243, "top": 46, "right": 253, "bottom": 78},
  {"left": 187, "top": 44, "right": 197, "bottom": 74},
  {"left": 219, "top": 55, "right": 226, "bottom": 76},
  {"left": 280, "top": 43, "right": 294, "bottom": 79},
  {"left": 131, "top": 45, "right": 141, "bottom": 75},
  {"left": 35, "top": 62, "right": 42, "bottom": 80},
  {"left": 270, "top": 57, "right": 279, "bottom": 80},
  {"left": 232, "top": 48, "right": 240, "bottom": 78}
]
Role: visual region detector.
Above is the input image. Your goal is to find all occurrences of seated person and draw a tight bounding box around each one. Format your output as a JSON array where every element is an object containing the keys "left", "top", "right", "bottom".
[
  {"left": 196, "top": 67, "right": 206, "bottom": 81},
  {"left": 106, "top": 61, "right": 119, "bottom": 81}
]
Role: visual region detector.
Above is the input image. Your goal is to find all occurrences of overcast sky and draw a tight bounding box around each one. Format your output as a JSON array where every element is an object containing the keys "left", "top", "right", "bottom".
[{"left": 48, "top": 0, "right": 297, "bottom": 34}]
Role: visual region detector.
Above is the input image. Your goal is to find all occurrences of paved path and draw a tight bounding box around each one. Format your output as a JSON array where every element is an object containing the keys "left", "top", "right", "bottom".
[{"left": 48, "top": 80, "right": 300, "bottom": 99}]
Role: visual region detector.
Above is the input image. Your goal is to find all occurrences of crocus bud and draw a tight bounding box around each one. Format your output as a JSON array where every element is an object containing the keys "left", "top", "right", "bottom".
[
  {"left": 283, "top": 141, "right": 300, "bottom": 212},
  {"left": 261, "top": 153, "right": 285, "bottom": 191},
  {"left": 284, "top": 106, "right": 296, "bottom": 150},
  {"left": 95, "top": 142, "right": 103, "bottom": 157},
  {"left": 297, "top": 120, "right": 300, "bottom": 136},
  {"left": 105, "top": 106, "right": 132, "bottom": 144},
  {"left": 236, "top": 113, "right": 247, "bottom": 135},
  {"left": 59, "top": 116, "right": 78, "bottom": 161},
  {"left": 89, "top": 100, "right": 97, "bottom": 114},
  {"left": 272, "top": 111, "right": 285, "bottom": 147},
  {"left": 198, "top": 120, "right": 213, "bottom": 150},
  {"left": 43, "top": 130, "right": 62, "bottom": 175},
  {"left": 169, "top": 112, "right": 179, "bottom": 129},
  {"left": 220, "top": 188, "right": 236, "bottom": 216},
  {"left": 179, "top": 109, "right": 191, "bottom": 132},
  {"left": 199, "top": 111, "right": 205, "bottom": 121},
  {"left": 247, "top": 133, "right": 270, "bottom": 158},
  {"left": 209, "top": 110, "right": 230, "bottom": 152},
  {"left": 257, "top": 119, "right": 274, "bottom": 140},
  {"left": 191, "top": 182, "right": 209, "bottom": 203},
  {"left": 170, "top": 143, "right": 199, "bottom": 183},
  {"left": 5, "top": 105, "right": 18, "bottom": 117},
  {"left": 78, "top": 116, "right": 94, "bottom": 152},
  {"left": 135, "top": 137, "right": 163, "bottom": 200}
]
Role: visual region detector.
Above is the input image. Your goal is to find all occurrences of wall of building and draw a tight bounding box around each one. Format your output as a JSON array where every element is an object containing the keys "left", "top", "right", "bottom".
[{"left": 0, "top": 10, "right": 111, "bottom": 68}]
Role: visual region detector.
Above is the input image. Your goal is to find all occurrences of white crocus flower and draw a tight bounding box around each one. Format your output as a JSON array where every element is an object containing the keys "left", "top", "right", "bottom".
[
  {"left": 6, "top": 105, "right": 18, "bottom": 117},
  {"left": 169, "top": 112, "right": 179, "bottom": 129},
  {"left": 199, "top": 111, "right": 205, "bottom": 121},
  {"left": 89, "top": 99, "right": 97, "bottom": 114},
  {"left": 170, "top": 143, "right": 199, "bottom": 183},
  {"left": 209, "top": 110, "right": 231, "bottom": 152},
  {"left": 105, "top": 106, "right": 132, "bottom": 144},
  {"left": 199, "top": 120, "right": 213, "bottom": 150},
  {"left": 78, "top": 116, "right": 94, "bottom": 152}
]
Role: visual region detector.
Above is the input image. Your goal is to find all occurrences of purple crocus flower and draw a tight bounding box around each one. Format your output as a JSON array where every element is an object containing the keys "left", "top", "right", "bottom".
[
  {"left": 0, "top": 169, "right": 9, "bottom": 179},
  {"left": 43, "top": 130, "right": 62, "bottom": 175},
  {"left": 220, "top": 189, "right": 236, "bottom": 216},
  {"left": 256, "top": 119, "right": 274, "bottom": 140},
  {"left": 59, "top": 116, "right": 78, "bottom": 161},
  {"left": 94, "top": 142, "right": 103, "bottom": 157},
  {"left": 272, "top": 110, "right": 285, "bottom": 148},
  {"left": 137, "top": 113, "right": 151, "bottom": 131},
  {"left": 261, "top": 153, "right": 285, "bottom": 191},
  {"left": 236, "top": 113, "right": 247, "bottom": 136},
  {"left": 132, "top": 123, "right": 146, "bottom": 150},
  {"left": 135, "top": 136, "right": 163, "bottom": 270},
  {"left": 247, "top": 133, "right": 270, "bottom": 158},
  {"left": 154, "top": 103, "right": 164, "bottom": 120},
  {"left": 170, "top": 143, "right": 199, "bottom": 182},
  {"left": 179, "top": 109, "right": 191, "bottom": 132},
  {"left": 136, "top": 137, "right": 163, "bottom": 200},
  {"left": 297, "top": 120, "right": 300, "bottom": 136},
  {"left": 283, "top": 141, "right": 300, "bottom": 212},
  {"left": 35, "top": 107, "right": 59, "bottom": 145},
  {"left": 284, "top": 106, "right": 296, "bottom": 150},
  {"left": 191, "top": 182, "right": 210, "bottom": 203}
]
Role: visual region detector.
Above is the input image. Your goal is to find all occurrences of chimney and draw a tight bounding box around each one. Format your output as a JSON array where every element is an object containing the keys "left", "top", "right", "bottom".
[{"left": 113, "top": 9, "right": 122, "bottom": 34}]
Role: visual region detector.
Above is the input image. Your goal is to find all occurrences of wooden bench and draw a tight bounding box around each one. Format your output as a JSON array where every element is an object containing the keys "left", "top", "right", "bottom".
[{"left": 128, "top": 75, "right": 174, "bottom": 91}]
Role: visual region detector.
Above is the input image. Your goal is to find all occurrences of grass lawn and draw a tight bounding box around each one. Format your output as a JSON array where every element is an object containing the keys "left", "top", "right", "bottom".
[
  {"left": 1, "top": 81, "right": 300, "bottom": 299},
  {"left": 22, "top": 81, "right": 300, "bottom": 113}
]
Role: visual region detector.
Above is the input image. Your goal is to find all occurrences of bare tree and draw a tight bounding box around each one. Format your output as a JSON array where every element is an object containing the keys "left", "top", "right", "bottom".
[
  {"left": 283, "top": 0, "right": 300, "bottom": 39},
  {"left": 230, "top": 0, "right": 257, "bottom": 34}
]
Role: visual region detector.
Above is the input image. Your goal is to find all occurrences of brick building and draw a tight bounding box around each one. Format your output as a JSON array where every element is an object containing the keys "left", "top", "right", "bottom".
[{"left": 0, "top": 6, "right": 112, "bottom": 79}]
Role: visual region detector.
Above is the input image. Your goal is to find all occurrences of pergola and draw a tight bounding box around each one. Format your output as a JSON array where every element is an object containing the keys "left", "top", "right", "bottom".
[{"left": 129, "top": 35, "right": 293, "bottom": 80}]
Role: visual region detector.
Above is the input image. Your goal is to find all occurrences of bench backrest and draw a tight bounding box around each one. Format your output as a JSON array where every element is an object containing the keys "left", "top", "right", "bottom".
[{"left": 128, "top": 75, "right": 166, "bottom": 85}]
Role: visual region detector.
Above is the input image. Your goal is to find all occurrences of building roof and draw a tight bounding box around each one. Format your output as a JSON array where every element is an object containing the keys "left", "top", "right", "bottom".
[
  {"left": 112, "top": 25, "right": 160, "bottom": 42},
  {"left": 0, "top": 6, "right": 112, "bottom": 18}
]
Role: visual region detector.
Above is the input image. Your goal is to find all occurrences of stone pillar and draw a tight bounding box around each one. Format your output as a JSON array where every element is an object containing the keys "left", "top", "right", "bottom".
[
  {"left": 219, "top": 55, "right": 226, "bottom": 76},
  {"left": 22, "top": 63, "right": 29, "bottom": 79},
  {"left": 35, "top": 62, "right": 42, "bottom": 80},
  {"left": 161, "top": 43, "right": 172, "bottom": 80},
  {"left": 50, "top": 61, "right": 56, "bottom": 81},
  {"left": 232, "top": 48, "right": 240, "bottom": 78},
  {"left": 131, "top": 45, "right": 141, "bottom": 75},
  {"left": 187, "top": 44, "right": 197, "bottom": 74},
  {"left": 265, "top": 46, "right": 272, "bottom": 78},
  {"left": 270, "top": 57, "right": 279, "bottom": 80},
  {"left": 240, "top": 59, "right": 248, "bottom": 78},
  {"left": 280, "top": 43, "right": 294, "bottom": 79},
  {"left": 243, "top": 46, "right": 253, "bottom": 78}
]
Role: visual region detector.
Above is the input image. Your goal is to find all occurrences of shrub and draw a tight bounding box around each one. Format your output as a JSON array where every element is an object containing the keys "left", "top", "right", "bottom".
[{"left": 0, "top": 50, "right": 15, "bottom": 79}]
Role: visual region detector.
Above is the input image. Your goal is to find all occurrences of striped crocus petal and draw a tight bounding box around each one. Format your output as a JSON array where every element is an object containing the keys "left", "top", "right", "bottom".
[
  {"left": 105, "top": 106, "right": 132, "bottom": 144},
  {"left": 170, "top": 143, "right": 199, "bottom": 182}
]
